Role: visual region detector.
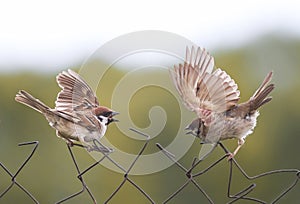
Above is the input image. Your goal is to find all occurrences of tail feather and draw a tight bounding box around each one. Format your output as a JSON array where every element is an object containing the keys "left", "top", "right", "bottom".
[
  {"left": 249, "top": 72, "right": 275, "bottom": 112},
  {"left": 15, "top": 90, "right": 50, "bottom": 113}
]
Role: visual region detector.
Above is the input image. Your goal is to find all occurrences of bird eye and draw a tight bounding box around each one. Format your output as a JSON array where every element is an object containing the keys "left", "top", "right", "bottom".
[{"left": 102, "top": 111, "right": 112, "bottom": 117}]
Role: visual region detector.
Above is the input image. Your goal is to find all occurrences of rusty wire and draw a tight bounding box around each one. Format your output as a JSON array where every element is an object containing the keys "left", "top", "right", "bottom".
[
  {"left": 0, "top": 141, "right": 39, "bottom": 204},
  {"left": 56, "top": 128, "right": 154, "bottom": 204},
  {"left": 55, "top": 144, "right": 98, "bottom": 204},
  {"left": 156, "top": 142, "right": 300, "bottom": 204},
  {"left": 1, "top": 136, "right": 299, "bottom": 203}
]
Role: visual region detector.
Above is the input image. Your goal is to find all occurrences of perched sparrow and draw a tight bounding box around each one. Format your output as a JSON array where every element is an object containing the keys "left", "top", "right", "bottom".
[
  {"left": 170, "top": 47, "right": 274, "bottom": 160},
  {"left": 15, "top": 69, "right": 118, "bottom": 152}
]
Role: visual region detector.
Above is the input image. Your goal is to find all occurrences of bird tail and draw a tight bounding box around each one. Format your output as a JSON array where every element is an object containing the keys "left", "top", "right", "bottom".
[
  {"left": 249, "top": 71, "right": 275, "bottom": 112},
  {"left": 15, "top": 90, "right": 50, "bottom": 113}
]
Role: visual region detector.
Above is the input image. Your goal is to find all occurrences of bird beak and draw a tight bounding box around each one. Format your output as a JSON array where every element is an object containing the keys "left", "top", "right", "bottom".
[
  {"left": 109, "top": 111, "right": 119, "bottom": 123},
  {"left": 111, "top": 118, "right": 119, "bottom": 123},
  {"left": 111, "top": 111, "right": 119, "bottom": 117}
]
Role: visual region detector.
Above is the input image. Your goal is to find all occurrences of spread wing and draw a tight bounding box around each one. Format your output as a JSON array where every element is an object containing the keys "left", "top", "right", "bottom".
[
  {"left": 170, "top": 46, "right": 240, "bottom": 115},
  {"left": 55, "top": 69, "right": 100, "bottom": 113}
]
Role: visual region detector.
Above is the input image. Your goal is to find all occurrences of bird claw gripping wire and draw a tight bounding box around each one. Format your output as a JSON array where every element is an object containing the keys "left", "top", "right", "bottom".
[
  {"left": 56, "top": 128, "right": 155, "bottom": 204},
  {"left": 1, "top": 139, "right": 298, "bottom": 203}
]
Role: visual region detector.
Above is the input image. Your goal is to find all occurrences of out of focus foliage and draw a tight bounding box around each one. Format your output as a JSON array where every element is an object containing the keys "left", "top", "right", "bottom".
[{"left": 0, "top": 35, "right": 299, "bottom": 203}]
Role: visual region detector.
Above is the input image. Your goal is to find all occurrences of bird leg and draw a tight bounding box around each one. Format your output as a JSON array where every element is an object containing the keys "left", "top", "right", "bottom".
[
  {"left": 227, "top": 138, "right": 244, "bottom": 161},
  {"left": 65, "top": 138, "right": 87, "bottom": 149}
]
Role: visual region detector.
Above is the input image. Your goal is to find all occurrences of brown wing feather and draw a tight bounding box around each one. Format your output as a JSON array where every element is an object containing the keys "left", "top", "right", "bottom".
[
  {"left": 170, "top": 46, "right": 240, "bottom": 115},
  {"left": 55, "top": 69, "right": 99, "bottom": 113},
  {"left": 170, "top": 63, "right": 201, "bottom": 112}
]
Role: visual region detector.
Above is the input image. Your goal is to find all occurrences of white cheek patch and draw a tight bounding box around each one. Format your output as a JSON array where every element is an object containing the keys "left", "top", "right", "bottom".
[{"left": 97, "top": 116, "right": 108, "bottom": 126}]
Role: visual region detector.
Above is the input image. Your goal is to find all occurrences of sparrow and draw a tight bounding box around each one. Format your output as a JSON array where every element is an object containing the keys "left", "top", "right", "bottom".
[
  {"left": 170, "top": 46, "right": 274, "bottom": 160},
  {"left": 15, "top": 69, "right": 119, "bottom": 152}
]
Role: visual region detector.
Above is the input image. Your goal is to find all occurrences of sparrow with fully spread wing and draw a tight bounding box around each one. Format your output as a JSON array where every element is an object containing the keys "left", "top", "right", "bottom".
[
  {"left": 15, "top": 69, "right": 118, "bottom": 152},
  {"left": 170, "top": 46, "right": 274, "bottom": 160}
]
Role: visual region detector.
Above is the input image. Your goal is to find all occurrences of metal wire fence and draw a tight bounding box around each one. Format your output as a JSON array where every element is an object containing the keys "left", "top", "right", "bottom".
[{"left": 1, "top": 129, "right": 299, "bottom": 204}]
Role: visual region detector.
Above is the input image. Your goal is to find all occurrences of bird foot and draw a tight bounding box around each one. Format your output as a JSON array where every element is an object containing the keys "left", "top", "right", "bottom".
[
  {"left": 66, "top": 140, "right": 75, "bottom": 147},
  {"left": 67, "top": 141, "right": 88, "bottom": 149},
  {"left": 88, "top": 144, "right": 114, "bottom": 154},
  {"left": 226, "top": 152, "right": 235, "bottom": 161}
]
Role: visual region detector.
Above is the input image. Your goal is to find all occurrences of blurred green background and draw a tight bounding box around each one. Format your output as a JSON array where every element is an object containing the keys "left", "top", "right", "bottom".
[{"left": 0, "top": 35, "right": 299, "bottom": 203}]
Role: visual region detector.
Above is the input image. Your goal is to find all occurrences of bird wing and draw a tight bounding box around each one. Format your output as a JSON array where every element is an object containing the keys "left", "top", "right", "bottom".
[
  {"left": 170, "top": 46, "right": 240, "bottom": 117},
  {"left": 55, "top": 69, "right": 100, "bottom": 114}
]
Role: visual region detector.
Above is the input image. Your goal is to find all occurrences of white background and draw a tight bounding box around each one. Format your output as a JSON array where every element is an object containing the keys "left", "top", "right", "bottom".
[{"left": 1, "top": 0, "right": 300, "bottom": 72}]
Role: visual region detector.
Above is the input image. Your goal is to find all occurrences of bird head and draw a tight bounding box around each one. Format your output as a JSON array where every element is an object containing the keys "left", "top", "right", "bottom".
[
  {"left": 95, "top": 106, "right": 119, "bottom": 126},
  {"left": 185, "top": 118, "right": 202, "bottom": 138}
]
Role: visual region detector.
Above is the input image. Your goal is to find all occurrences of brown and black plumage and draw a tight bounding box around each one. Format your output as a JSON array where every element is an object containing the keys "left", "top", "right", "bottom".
[
  {"left": 170, "top": 46, "right": 274, "bottom": 159},
  {"left": 15, "top": 69, "right": 118, "bottom": 152}
]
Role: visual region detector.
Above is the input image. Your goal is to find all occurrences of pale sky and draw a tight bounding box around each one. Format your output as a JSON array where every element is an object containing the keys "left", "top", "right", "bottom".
[{"left": 0, "top": 0, "right": 300, "bottom": 72}]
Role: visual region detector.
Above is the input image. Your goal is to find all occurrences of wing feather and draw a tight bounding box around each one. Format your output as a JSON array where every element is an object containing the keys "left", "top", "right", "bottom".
[
  {"left": 55, "top": 69, "right": 99, "bottom": 113},
  {"left": 170, "top": 46, "right": 240, "bottom": 114}
]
